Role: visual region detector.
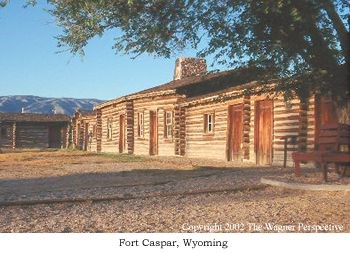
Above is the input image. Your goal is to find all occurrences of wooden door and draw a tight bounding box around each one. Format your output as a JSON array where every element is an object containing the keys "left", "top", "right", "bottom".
[
  {"left": 227, "top": 104, "right": 243, "bottom": 161},
  {"left": 315, "top": 96, "right": 338, "bottom": 149},
  {"left": 255, "top": 100, "right": 273, "bottom": 165},
  {"left": 49, "top": 126, "right": 61, "bottom": 148},
  {"left": 119, "top": 114, "right": 126, "bottom": 153},
  {"left": 320, "top": 97, "right": 338, "bottom": 126},
  {"left": 149, "top": 111, "right": 158, "bottom": 155}
]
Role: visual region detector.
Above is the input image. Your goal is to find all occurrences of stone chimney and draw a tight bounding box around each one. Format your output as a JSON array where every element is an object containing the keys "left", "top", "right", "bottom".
[{"left": 173, "top": 57, "right": 207, "bottom": 80}]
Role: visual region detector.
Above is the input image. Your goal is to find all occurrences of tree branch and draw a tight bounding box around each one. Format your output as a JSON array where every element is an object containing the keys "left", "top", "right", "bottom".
[
  {"left": 293, "top": 0, "right": 339, "bottom": 71},
  {"left": 321, "top": 0, "right": 349, "bottom": 64}
]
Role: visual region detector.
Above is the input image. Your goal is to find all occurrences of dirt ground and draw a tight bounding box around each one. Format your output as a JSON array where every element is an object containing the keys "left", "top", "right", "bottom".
[{"left": 0, "top": 149, "right": 349, "bottom": 232}]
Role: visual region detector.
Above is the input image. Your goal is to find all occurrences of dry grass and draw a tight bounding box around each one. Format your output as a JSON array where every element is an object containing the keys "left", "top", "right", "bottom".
[
  {"left": 0, "top": 149, "right": 193, "bottom": 180},
  {"left": 0, "top": 149, "right": 149, "bottom": 168}
]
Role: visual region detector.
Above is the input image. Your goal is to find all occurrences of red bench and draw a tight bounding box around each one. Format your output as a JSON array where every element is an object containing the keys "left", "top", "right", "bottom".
[{"left": 292, "top": 124, "right": 350, "bottom": 181}]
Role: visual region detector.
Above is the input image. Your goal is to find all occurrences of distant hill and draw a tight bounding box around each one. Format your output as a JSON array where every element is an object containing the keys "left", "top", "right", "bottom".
[{"left": 0, "top": 95, "right": 104, "bottom": 116}]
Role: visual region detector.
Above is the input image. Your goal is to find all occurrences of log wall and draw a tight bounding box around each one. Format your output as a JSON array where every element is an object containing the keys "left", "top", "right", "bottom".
[
  {"left": 71, "top": 114, "right": 96, "bottom": 151},
  {"left": 96, "top": 109, "right": 102, "bottom": 152},
  {"left": 270, "top": 97, "right": 301, "bottom": 166},
  {"left": 185, "top": 98, "right": 244, "bottom": 160},
  {"left": 71, "top": 118, "right": 78, "bottom": 149},
  {"left": 242, "top": 96, "right": 251, "bottom": 160},
  {"left": 174, "top": 106, "right": 186, "bottom": 155},
  {"left": 86, "top": 118, "right": 97, "bottom": 152},
  {"left": 126, "top": 101, "right": 134, "bottom": 154},
  {"left": 184, "top": 94, "right": 313, "bottom": 166},
  {"left": 133, "top": 95, "right": 179, "bottom": 156},
  {"left": 61, "top": 125, "right": 69, "bottom": 149},
  {"left": 75, "top": 122, "right": 83, "bottom": 149},
  {"left": 76, "top": 86, "right": 320, "bottom": 167},
  {"left": 306, "top": 96, "right": 316, "bottom": 151},
  {"left": 17, "top": 124, "right": 48, "bottom": 148},
  {"left": 100, "top": 103, "right": 127, "bottom": 153},
  {"left": 246, "top": 95, "right": 298, "bottom": 166},
  {"left": 10, "top": 123, "right": 68, "bottom": 149},
  {"left": 0, "top": 123, "right": 14, "bottom": 148}
]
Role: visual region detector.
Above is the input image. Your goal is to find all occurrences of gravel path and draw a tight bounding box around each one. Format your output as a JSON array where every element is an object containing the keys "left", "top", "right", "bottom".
[
  {"left": 0, "top": 187, "right": 349, "bottom": 232},
  {"left": 0, "top": 166, "right": 288, "bottom": 204},
  {"left": 0, "top": 150, "right": 349, "bottom": 232}
]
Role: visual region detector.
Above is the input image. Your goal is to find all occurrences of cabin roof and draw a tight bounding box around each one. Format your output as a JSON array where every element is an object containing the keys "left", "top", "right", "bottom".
[
  {"left": 130, "top": 66, "right": 264, "bottom": 97},
  {"left": 175, "top": 67, "right": 264, "bottom": 98},
  {"left": 0, "top": 113, "right": 70, "bottom": 123},
  {"left": 76, "top": 109, "right": 96, "bottom": 117},
  {"left": 95, "top": 66, "right": 265, "bottom": 109}
]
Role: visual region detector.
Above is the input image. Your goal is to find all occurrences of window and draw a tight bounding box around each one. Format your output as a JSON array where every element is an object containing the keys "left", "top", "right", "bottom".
[
  {"left": 138, "top": 112, "right": 144, "bottom": 137},
  {"left": 164, "top": 111, "right": 173, "bottom": 138},
  {"left": 204, "top": 113, "right": 214, "bottom": 133},
  {"left": 107, "top": 118, "right": 112, "bottom": 140},
  {"left": 1, "top": 127, "right": 7, "bottom": 137}
]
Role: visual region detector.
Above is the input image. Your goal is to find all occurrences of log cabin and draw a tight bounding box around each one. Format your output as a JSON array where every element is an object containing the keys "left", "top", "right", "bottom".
[
  {"left": 73, "top": 57, "right": 344, "bottom": 166},
  {"left": 71, "top": 109, "right": 97, "bottom": 151},
  {"left": 0, "top": 113, "right": 70, "bottom": 149}
]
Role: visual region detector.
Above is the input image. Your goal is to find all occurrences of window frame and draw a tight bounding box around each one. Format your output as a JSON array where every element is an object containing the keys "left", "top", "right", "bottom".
[
  {"left": 164, "top": 111, "right": 173, "bottom": 139},
  {"left": 204, "top": 113, "right": 215, "bottom": 134}
]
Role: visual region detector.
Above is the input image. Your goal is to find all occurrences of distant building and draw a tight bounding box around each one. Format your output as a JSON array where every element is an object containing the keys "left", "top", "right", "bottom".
[
  {"left": 0, "top": 113, "right": 70, "bottom": 149},
  {"left": 71, "top": 109, "right": 97, "bottom": 151}
]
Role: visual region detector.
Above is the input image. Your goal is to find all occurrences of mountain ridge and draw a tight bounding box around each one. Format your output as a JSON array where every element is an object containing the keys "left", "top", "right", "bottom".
[{"left": 0, "top": 95, "right": 104, "bottom": 116}]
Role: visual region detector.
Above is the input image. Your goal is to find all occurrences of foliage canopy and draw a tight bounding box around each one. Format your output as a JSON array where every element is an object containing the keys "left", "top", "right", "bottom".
[{"left": 2, "top": 0, "right": 350, "bottom": 101}]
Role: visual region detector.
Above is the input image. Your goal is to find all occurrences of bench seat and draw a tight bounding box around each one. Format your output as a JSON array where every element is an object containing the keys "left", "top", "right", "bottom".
[{"left": 292, "top": 124, "right": 350, "bottom": 181}]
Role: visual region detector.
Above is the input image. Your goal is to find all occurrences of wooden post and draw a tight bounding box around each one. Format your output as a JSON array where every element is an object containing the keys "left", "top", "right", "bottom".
[
  {"left": 295, "top": 160, "right": 301, "bottom": 176},
  {"left": 281, "top": 135, "right": 297, "bottom": 168},
  {"left": 12, "top": 122, "right": 16, "bottom": 149},
  {"left": 283, "top": 138, "right": 288, "bottom": 168},
  {"left": 322, "top": 163, "right": 328, "bottom": 182}
]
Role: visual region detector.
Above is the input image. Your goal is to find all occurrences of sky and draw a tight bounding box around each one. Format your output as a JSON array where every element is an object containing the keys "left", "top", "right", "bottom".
[{"left": 0, "top": 1, "right": 223, "bottom": 101}]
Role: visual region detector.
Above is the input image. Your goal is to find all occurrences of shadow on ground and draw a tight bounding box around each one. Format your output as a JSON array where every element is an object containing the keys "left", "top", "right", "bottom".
[{"left": 0, "top": 165, "right": 294, "bottom": 205}]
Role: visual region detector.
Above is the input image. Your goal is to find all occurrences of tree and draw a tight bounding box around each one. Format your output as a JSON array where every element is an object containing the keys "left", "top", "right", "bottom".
[
  {"left": 3, "top": 1, "right": 350, "bottom": 108},
  {"left": 0, "top": 0, "right": 9, "bottom": 7}
]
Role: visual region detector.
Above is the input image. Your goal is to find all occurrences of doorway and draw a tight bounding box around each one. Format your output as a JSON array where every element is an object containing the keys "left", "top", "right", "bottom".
[
  {"left": 315, "top": 96, "right": 338, "bottom": 149},
  {"left": 49, "top": 126, "right": 61, "bottom": 148},
  {"left": 255, "top": 100, "right": 273, "bottom": 165},
  {"left": 227, "top": 104, "right": 243, "bottom": 161},
  {"left": 149, "top": 111, "right": 158, "bottom": 155}
]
